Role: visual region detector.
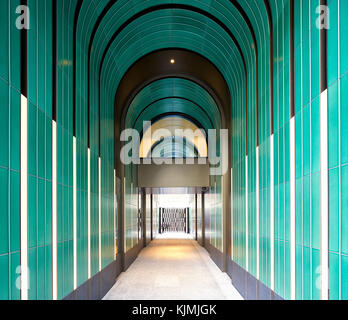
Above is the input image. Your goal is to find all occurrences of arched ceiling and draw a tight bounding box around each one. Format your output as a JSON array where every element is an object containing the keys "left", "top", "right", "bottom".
[
  {"left": 151, "top": 137, "right": 200, "bottom": 158},
  {"left": 126, "top": 78, "right": 221, "bottom": 134},
  {"left": 69, "top": 0, "right": 277, "bottom": 163},
  {"left": 140, "top": 116, "right": 208, "bottom": 158}
]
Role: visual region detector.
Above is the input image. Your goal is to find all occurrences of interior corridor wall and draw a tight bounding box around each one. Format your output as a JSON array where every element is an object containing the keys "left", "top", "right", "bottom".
[
  {"left": 0, "top": 0, "right": 118, "bottom": 300},
  {"left": 0, "top": 0, "right": 32, "bottom": 300},
  {"left": 26, "top": 0, "right": 54, "bottom": 300},
  {"left": 75, "top": 0, "right": 117, "bottom": 293},
  {"left": 231, "top": 0, "right": 347, "bottom": 301},
  {"left": 55, "top": 0, "right": 76, "bottom": 299}
]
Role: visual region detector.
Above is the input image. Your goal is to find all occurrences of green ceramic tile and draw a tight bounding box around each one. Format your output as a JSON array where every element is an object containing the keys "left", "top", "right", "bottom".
[
  {"left": 329, "top": 168, "right": 339, "bottom": 253},
  {"left": 341, "top": 74, "right": 348, "bottom": 165},
  {"left": 28, "top": 175, "right": 37, "bottom": 249},
  {"left": 10, "top": 252, "right": 20, "bottom": 300},
  {"left": 312, "top": 248, "right": 321, "bottom": 300},
  {"left": 0, "top": 79, "right": 9, "bottom": 168},
  {"left": 328, "top": 82, "right": 339, "bottom": 169},
  {"left": 46, "top": 117, "right": 52, "bottom": 181},
  {"left": 37, "top": 246, "right": 46, "bottom": 300},
  {"left": 0, "top": 167, "right": 9, "bottom": 255},
  {"left": 38, "top": 110, "right": 46, "bottom": 179},
  {"left": 342, "top": 255, "right": 348, "bottom": 300},
  {"left": 327, "top": 0, "right": 338, "bottom": 86},
  {"left": 303, "top": 106, "right": 310, "bottom": 176},
  {"left": 295, "top": 112, "right": 302, "bottom": 179},
  {"left": 37, "top": 179, "right": 45, "bottom": 247},
  {"left": 0, "top": 254, "right": 9, "bottom": 300},
  {"left": 329, "top": 252, "right": 340, "bottom": 300},
  {"left": 310, "top": 32, "right": 320, "bottom": 99},
  {"left": 311, "top": 98, "right": 320, "bottom": 174},
  {"left": 9, "top": 0, "right": 21, "bottom": 91},
  {"left": 340, "top": 0, "right": 348, "bottom": 77},
  {"left": 45, "top": 245, "right": 53, "bottom": 300},
  {"left": 28, "top": 247, "right": 37, "bottom": 300},
  {"left": 303, "top": 176, "right": 310, "bottom": 247},
  {"left": 342, "top": 165, "right": 348, "bottom": 255},
  {"left": 0, "top": 0, "right": 9, "bottom": 82},
  {"left": 10, "top": 170, "right": 20, "bottom": 253},
  {"left": 10, "top": 89, "right": 20, "bottom": 172},
  {"left": 311, "top": 173, "right": 321, "bottom": 250},
  {"left": 28, "top": 102, "right": 37, "bottom": 176},
  {"left": 302, "top": 246, "right": 311, "bottom": 300},
  {"left": 302, "top": 37, "right": 310, "bottom": 108}
]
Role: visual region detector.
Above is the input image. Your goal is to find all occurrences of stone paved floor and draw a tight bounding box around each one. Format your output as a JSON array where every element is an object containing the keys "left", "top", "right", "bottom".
[{"left": 103, "top": 235, "right": 243, "bottom": 300}]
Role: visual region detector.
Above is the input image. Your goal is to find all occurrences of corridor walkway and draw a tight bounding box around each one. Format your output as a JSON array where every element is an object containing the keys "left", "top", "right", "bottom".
[{"left": 103, "top": 237, "right": 243, "bottom": 300}]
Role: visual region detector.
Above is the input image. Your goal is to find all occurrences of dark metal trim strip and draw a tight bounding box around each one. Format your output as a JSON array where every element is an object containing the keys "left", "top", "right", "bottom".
[
  {"left": 73, "top": 0, "right": 83, "bottom": 138},
  {"left": 290, "top": 0, "right": 295, "bottom": 118},
  {"left": 320, "top": 0, "right": 328, "bottom": 93},
  {"left": 263, "top": 0, "right": 274, "bottom": 134},
  {"left": 20, "top": 0, "right": 28, "bottom": 98},
  {"left": 52, "top": 0, "right": 57, "bottom": 121}
]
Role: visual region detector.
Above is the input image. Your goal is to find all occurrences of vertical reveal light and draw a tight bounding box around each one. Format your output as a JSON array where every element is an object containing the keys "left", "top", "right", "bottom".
[
  {"left": 270, "top": 134, "right": 275, "bottom": 291},
  {"left": 52, "top": 121, "right": 57, "bottom": 300},
  {"left": 87, "top": 148, "right": 91, "bottom": 278},
  {"left": 114, "top": 169, "right": 116, "bottom": 260},
  {"left": 52, "top": 0, "right": 58, "bottom": 301},
  {"left": 20, "top": 94, "right": 29, "bottom": 300},
  {"left": 320, "top": 89, "right": 329, "bottom": 300},
  {"left": 256, "top": 147, "right": 260, "bottom": 280},
  {"left": 245, "top": 157, "right": 249, "bottom": 272},
  {"left": 20, "top": 0, "right": 28, "bottom": 300},
  {"left": 290, "top": 117, "right": 296, "bottom": 299},
  {"left": 319, "top": 0, "right": 329, "bottom": 301},
  {"left": 289, "top": 0, "right": 296, "bottom": 301},
  {"left": 98, "top": 157, "right": 102, "bottom": 271},
  {"left": 73, "top": 137, "right": 77, "bottom": 289}
]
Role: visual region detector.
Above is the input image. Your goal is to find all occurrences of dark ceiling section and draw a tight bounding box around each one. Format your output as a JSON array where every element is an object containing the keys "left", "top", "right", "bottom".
[{"left": 114, "top": 49, "right": 231, "bottom": 129}]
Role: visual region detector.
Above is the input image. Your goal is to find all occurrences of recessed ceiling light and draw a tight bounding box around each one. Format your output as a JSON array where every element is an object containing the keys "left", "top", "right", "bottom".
[{"left": 170, "top": 59, "right": 175, "bottom": 64}]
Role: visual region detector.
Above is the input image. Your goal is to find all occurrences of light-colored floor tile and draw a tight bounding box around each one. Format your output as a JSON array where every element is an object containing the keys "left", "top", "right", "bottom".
[{"left": 103, "top": 237, "right": 243, "bottom": 300}]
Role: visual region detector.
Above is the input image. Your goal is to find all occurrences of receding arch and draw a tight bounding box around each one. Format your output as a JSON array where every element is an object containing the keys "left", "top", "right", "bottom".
[{"left": 140, "top": 116, "right": 208, "bottom": 158}]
